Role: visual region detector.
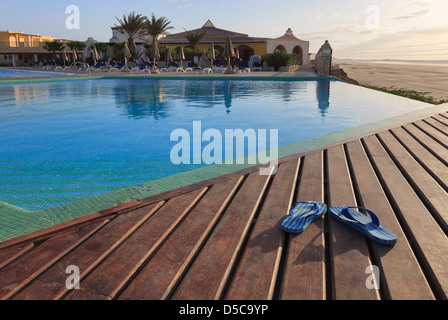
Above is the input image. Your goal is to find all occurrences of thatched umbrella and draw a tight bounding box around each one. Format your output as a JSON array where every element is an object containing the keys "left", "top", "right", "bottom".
[
  {"left": 123, "top": 41, "right": 132, "bottom": 71},
  {"left": 199, "top": 48, "right": 207, "bottom": 68},
  {"left": 208, "top": 42, "right": 215, "bottom": 67},
  {"left": 151, "top": 39, "right": 161, "bottom": 72},
  {"left": 179, "top": 45, "right": 185, "bottom": 68},
  {"left": 234, "top": 46, "right": 240, "bottom": 60},
  {"left": 92, "top": 45, "right": 101, "bottom": 63},
  {"left": 63, "top": 49, "right": 70, "bottom": 66},
  {"left": 223, "top": 34, "right": 235, "bottom": 74},
  {"left": 166, "top": 48, "right": 173, "bottom": 66}
]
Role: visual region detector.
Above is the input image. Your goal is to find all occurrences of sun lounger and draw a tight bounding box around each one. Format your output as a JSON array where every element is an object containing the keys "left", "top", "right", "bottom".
[
  {"left": 130, "top": 59, "right": 151, "bottom": 74},
  {"left": 212, "top": 58, "right": 227, "bottom": 73},
  {"left": 250, "top": 55, "right": 263, "bottom": 72},
  {"left": 184, "top": 62, "right": 202, "bottom": 73},
  {"left": 236, "top": 61, "right": 251, "bottom": 73},
  {"left": 90, "top": 61, "right": 106, "bottom": 72},
  {"left": 109, "top": 60, "right": 126, "bottom": 72},
  {"left": 160, "top": 61, "right": 184, "bottom": 72},
  {"left": 56, "top": 61, "right": 82, "bottom": 71},
  {"left": 252, "top": 62, "right": 263, "bottom": 72},
  {"left": 42, "top": 60, "right": 58, "bottom": 71}
]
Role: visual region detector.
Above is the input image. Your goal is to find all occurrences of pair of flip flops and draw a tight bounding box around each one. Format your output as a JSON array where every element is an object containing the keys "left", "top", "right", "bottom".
[{"left": 281, "top": 201, "right": 397, "bottom": 245}]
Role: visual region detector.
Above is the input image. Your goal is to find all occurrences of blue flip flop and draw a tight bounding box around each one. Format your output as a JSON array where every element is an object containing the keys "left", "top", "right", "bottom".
[
  {"left": 330, "top": 206, "right": 397, "bottom": 245},
  {"left": 281, "top": 201, "right": 327, "bottom": 234}
]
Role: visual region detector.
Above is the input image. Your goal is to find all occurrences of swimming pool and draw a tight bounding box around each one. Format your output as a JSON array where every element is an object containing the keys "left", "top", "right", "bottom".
[
  {"left": 0, "top": 77, "right": 430, "bottom": 211},
  {"left": 0, "top": 68, "right": 71, "bottom": 78}
]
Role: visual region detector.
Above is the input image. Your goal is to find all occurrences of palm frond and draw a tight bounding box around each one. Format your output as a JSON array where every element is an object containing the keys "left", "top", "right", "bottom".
[
  {"left": 114, "top": 11, "right": 148, "bottom": 48},
  {"left": 184, "top": 31, "right": 206, "bottom": 52},
  {"left": 144, "top": 13, "right": 174, "bottom": 41}
]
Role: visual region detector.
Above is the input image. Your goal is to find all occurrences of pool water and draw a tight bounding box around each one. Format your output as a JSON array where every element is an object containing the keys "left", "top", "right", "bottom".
[
  {"left": 0, "top": 68, "right": 71, "bottom": 78},
  {"left": 0, "top": 78, "right": 429, "bottom": 210}
]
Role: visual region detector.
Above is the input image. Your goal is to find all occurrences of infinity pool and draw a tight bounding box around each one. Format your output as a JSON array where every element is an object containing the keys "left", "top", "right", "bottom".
[{"left": 0, "top": 78, "right": 429, "bottom": 210}]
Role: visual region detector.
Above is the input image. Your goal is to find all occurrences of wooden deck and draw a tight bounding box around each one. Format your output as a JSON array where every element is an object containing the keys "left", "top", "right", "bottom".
[{"left": 1, "top": 112, "right": 448, "bottom": 300}]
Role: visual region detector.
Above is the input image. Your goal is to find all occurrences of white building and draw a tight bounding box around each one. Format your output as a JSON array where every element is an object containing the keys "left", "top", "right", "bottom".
[{"left": 266, "top": 28, "right": 310, "bottom": 65}]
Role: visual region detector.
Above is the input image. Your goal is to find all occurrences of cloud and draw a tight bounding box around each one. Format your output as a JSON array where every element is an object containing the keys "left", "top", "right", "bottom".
[
  {"left": 386, "top": 8, "right": 430, "bottom": 20},
  {"left": 384, "top": 0, "right": 431, "bottom": 21}
]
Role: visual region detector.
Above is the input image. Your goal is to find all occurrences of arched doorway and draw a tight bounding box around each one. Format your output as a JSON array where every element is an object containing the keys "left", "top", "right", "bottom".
[
  {"left": 237, "top": 45, "right": 254, "bottom": 61},
  {"left": 293, "top": 46, "right": 304, "bottom": 65},
  {"left": 214, "top": 45, "right": 224, "bottom": 58},
  {"left": 274, "top": 45, "right": 286, "bottom": 52}
]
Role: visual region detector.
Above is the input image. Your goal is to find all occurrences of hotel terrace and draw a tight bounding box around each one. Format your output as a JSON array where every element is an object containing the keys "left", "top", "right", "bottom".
[
  {"left": 0, "top": 30, "right": 68, "bottom": 67},
  {"left": 107, "top": 20, "right": 310, "bottom": 65},
  {"left": 157, "top": 20, "right": 310, "bottom": 65},
  {"left": 1, "top": 21, "right": 310, "bottom": 67}
]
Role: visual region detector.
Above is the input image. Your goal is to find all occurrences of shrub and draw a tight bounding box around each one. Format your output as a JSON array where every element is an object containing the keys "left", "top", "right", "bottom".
[
  {"left": 262, "top": 51, "right": 301, "bottom": 70},
  {"left": 182, "top": 47, "right": 202, "bottom": 61},
  {"left": 361, "top": 84, "right": 448, "bottom": 105}
]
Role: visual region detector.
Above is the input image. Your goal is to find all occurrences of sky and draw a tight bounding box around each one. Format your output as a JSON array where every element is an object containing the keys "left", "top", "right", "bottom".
[{"left": 1, "top": 0, "right": 448, "bottom": 61}]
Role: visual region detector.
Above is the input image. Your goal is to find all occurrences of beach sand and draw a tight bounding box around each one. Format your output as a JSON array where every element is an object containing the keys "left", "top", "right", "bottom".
[{"left": 334, "top": 59, "right": 448, "bottom": 100}]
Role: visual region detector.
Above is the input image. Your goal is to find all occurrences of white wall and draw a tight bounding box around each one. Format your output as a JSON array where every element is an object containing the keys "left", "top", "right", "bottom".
[{"left": 266, "top": 40, "right": 310, "bottom": 65}]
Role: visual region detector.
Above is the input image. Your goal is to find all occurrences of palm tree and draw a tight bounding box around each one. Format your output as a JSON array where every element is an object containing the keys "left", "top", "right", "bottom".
[
  {"left": 114, "top": 11, "right": 147, "bottom": 49},
  {"left": 184, "top": 30, "right": 206, "bottom": 53},
  {"left": 43, "top": 41, "right": 65, "bottom": 59},
  {"left": 144, "top": 13, "right": 174, "bottom": 45},
  {"left": 66, "top": 41, "right": 85, "bottom": 52}
]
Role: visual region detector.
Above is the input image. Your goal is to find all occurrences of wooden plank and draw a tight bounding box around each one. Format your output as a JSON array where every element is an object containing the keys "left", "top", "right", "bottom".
[
  {"left": 432, "top": 114, "right": 448, "bottom": 126},
  {"left": 171, "top": 170, "right": 273, "bottom": 300},
  {"left": 326, "top": 145, "right": 380, "bottom": 300},
  {"left": 378, "top": 131, "right": 448, "bottom": 233},
  {"left": 117, "top": 175, "right": 244, "bottom": 300},
  {"left": 425, "top": 117, "right": 448, "bottom": 135},
  {"left": 224, "top": 160, "right": 299, "bottom": 300},
  {"left": 0, "top": 200, "right": 142, "bottom": 251},
  {"left": 55, "top": 289, "right": 109, "bottom": 300},
  {"left": 346, "top": 139, "right": 434, "bottom": 300},
  {"left": 64, "top": 187, "right": 208, "bottom": 300},
  {"left": 414, "top": 120, "right": 448, "bottom": 149},
  {"left": 0, "top": 243, "right": 34, "bottom": 270},
  {"left": 13, "top": 201, "right": 164, "bottom": 300},
  {"left": 363, "top": 135, "right": 448, "bottom": 299},
  {"left": 138, "top": 164, "right": 267, "bottom": 206},
  {"left": 279, "top": 152, "right": 326, "bottom": 300},
  {"left": 0, "top": 221, "right": 107, "bottom": 300},
  {"left": 391, "top": 127, "right": 448, "bottom": 190},
  {"left": 403, "top": 124, "right": 448, "bottom": 166}
]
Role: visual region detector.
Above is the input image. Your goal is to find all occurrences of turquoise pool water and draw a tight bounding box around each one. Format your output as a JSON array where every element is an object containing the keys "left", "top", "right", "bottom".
[
  {"left": 0, "top": 68, "right": 70, "bottom": 78},
  {"left": 0, "top": 78, "right": 429, "bottom": 210}
]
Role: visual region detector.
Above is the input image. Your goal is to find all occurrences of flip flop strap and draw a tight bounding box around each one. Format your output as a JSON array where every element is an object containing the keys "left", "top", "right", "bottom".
[
  {"left": 290, "top": 201, "right": 319, "bottom": 218},
  {"left": 341, "top": 207, "right": 380, "bottom": 227}
]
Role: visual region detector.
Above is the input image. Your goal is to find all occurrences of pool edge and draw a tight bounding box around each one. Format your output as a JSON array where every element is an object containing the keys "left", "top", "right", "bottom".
[
  {"left": 1, "top": 101, "right": 447, "bottom": 243},
  {"left": 0, "top": 74, "right": 342, "bottom": 85}
]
